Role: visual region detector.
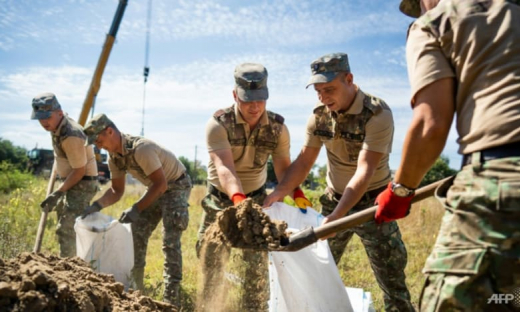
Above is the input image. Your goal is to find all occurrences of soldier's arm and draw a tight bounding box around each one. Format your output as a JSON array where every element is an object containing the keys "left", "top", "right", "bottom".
[
  {"left": 394, "top": 77, "right": 455, "bottom": 188},
  {"left": 328, "top": 149, "right": 384, "bottom": 220},
  {"left": 94, "top": 176, "right": 126, "bottom": 208},
  {"left": 133, "top": 167, "right": 167, "bottom": 211},
  {"left": 210, "top": 149, "right": 244, "bottom": 197},
  {"left": 57, "top": 137, "right": 88, "bottom": 192},
  {"left": 264, "top": 146, "right": 320, "bottom": 207},
  {"left": 57, "top": 166, "right": 86, "bottom": 192}
]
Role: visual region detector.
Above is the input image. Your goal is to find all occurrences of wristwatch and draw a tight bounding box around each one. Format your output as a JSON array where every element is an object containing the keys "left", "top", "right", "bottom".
[{"left": 391, "top": 182, "right": 415, "bottom": 197}]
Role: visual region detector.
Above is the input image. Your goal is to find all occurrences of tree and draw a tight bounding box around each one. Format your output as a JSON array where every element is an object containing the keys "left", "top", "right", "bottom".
[
  {"left": 178, "top": 156, "right": 207, "bottom": 185},
  {"left": 419, "top": 154, "right": 457, "bottom": 187},
  {"left": 0, "top": 138, "right": 28, "bottom": 170}
]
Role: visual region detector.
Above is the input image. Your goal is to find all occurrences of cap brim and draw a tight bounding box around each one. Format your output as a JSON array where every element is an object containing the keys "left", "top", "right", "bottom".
[
  {"left": 31, "top": 110, "right": 52, "bottom": 120},
  {"left": 236, "top": 87, "right": 269, "bottom": 102},
  {"left": 399, "top": 1, "right": 421, "bottom": 18},
  {"left": 305, "top": 72, "right": 339, "bottom": 88}
]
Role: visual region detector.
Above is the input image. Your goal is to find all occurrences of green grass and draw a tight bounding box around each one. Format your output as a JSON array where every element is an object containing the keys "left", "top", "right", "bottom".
[{"left": 0, "top": 179, "right": 444, "bottom": 311}]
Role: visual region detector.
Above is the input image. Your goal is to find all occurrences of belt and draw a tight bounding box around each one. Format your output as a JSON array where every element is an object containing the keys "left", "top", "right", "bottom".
[
  {"left": 462, "top": 142, "right": 520, "bottom": 167},
  {"left": 331, "top": 185, "right": 387, "bottom": 203},
  {"left": 208, "top": 184, "right": 266, "bottom": 201},
  {"left": 58, "top": 176, "right": 98, "bottom": 181}
]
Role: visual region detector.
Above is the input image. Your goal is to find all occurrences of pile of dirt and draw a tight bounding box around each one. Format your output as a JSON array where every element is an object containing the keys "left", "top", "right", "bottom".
[
  {"left": 0, "top": 252, "right": 176, "bottom": 312},
  {"left": 204, "top": 198, "right": 289, "bottom": 251}
]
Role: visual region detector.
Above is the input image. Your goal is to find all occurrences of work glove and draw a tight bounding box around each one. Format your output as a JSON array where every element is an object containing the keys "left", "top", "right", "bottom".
[
  {"left": 119, "top": 204, "right": 140, "bottom": 223},
  {"left": 293, "top": 188, "right": 311, "bottom": 214},
  {"left": 81, "top": 202, "right": 103, "bottom": 219},
  {"left": 374, "top": 182, "right": 413, "bottom": 224},
  {"left": 40, "top": 190, "right": 64, "bottom": 212},
  {"left": 231, "top": 193, "right": 247, "bottom": 205}
]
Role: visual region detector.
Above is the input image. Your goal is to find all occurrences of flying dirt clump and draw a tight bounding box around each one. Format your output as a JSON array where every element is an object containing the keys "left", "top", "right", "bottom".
[
  {"left": 0, "top": 252, "right": 176, "bottom": 312},
  {"left": 204, "top": 198, "right": 289, "bottom": 251}
]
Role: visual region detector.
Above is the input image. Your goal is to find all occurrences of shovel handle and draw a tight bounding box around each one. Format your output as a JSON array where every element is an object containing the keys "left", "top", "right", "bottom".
[
  {"left": 313, "top": 176, "right": 451, "bottom": 240},
  {"left": 33, "top": 165, "right": 58, "bottom": 253}
]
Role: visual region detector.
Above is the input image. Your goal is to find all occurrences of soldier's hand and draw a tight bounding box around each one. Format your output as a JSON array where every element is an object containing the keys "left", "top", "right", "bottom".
[
  {"left": 374, "top": 182, "right": 413, "bottom": 224},
  {"left": 293, "top": 188, "right": 311, "bottom": 214},
  {"left": 231, "top": 193, "right": 247, "bottom": 205},
  {"left": 119, "top": 204, "right": 140, "bottom": 223},
  {"left": 40, "top": 190, "right": 64, "bottom": 212},
  {"left": 81, "top": 202, "right": 103, "bottom": 219}
]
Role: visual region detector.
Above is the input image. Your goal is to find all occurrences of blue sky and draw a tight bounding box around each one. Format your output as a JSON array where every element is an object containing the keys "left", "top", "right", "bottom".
[{"left": 0, "top": 0, "right": 462, "bottom": 170}]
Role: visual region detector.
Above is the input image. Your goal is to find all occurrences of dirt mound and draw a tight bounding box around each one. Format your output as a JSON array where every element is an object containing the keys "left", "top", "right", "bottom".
[
  {"left": 0, "top": 252, "right": 176, "bottom": 312},
  {"left": 204, "top": 198, "right": 289, "bottom": 251}
]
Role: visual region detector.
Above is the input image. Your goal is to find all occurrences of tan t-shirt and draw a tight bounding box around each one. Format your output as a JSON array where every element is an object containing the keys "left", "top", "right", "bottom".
[
  {"left": 206, "top": 106, "right": 290, "bottom": 194},
  {"left": 304, "top": 88, "right": 393, "bottom": 194},
  {"left": 53, "top": 117, "right": 97, "bottom": 178},
  {"left": 406, "top": 0, "right": 520, "bottom": 154},
  {"left": 108, "top": 135, "right": 185, "bottom": 187}
]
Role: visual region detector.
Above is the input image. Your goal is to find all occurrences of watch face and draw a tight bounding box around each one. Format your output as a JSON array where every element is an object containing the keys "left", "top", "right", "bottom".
[{"left": 394, "top": 185, "right": 410, "bottom": 197}]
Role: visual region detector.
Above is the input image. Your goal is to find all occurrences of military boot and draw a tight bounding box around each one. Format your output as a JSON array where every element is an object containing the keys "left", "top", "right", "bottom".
[
  {"left": 131, "top": 267, "right": 145, "bottom": 291},
  {"left": 163, "top": 282, "right": 180, "bottom": 309}
]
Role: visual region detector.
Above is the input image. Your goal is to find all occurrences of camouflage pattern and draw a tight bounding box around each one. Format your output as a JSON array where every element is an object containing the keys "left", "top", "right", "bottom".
[
  {"left": 83, "top": 113, "right": 116, "bottom": 145},
  {"left": 214, "top": 106, "right": 284, "bottom": 168},
  {"left": 131, "top": 174, "right": 191, "bottom": 307},
  {"left": 307, "top": 52, "right": 350, "bottom": 87},
  {"left": 313, "top": 94, "right": 383, "bottom": 163},
  {"left": 55, "top": 179, "right": 98, "bottom": 257},
  {"left": 110, "top": 134, "right": 149, "bottom": 180},
  {"left": 420, "top": 156, "right": 520, "bottom": 311},
  {"left": 197, "top": 189, "right": 269, "bottom": 311},
  {"left": 52, "top": 115, "right": 89, "bottom": 158},
  {"left": 31, "top": 92, "right": 61, "bottom": 120},
  {"left": 399, "top": 0, "right": 420, "bottom": 18},
  {"left": 320, "top": 191, "right": 414, "bottom": 311},
  {"left": 234, "top": 63, "right": 269, "bottom": 102}
]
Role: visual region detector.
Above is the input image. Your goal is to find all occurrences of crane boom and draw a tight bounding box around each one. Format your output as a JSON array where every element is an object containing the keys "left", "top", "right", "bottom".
[{"left": 78, "top": 0, "right": 128, "bottom": 125}]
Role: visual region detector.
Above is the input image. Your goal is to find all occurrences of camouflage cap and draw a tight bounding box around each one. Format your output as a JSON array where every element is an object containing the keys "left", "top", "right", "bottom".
[
  {"left": 306, "top": 53, "right": 350, "bottom": 88},
  {"left": 83, "top": 113, "right": 115, "bottom": 146},
  {"left": 31, "top": 92, "right": 62, "bottom": 120},
  {"left": 234, "top": 63, "right": 269, "bottom": 102},
  {"left": 399, "top": 0, "right": 421, "bottom": 18}
]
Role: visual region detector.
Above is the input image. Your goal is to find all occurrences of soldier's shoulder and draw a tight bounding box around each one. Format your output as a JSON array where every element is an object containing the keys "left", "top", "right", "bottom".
[
  {"left": 213, "top": 105, "right": 234, "bottom": 119},
  {"left": 363, "top": 92, "right": 388, "bottom": 114},
  {"left": 313, "top": 102, "right": 327, "bottom": 115},
  {"left": 267, "top": 110, "right": 284, "bottom": 124}
]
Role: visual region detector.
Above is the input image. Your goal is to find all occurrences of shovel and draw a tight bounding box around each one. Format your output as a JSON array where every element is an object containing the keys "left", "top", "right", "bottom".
[{"left": 274, "top": 177, "right": 451, "bottom": 252}]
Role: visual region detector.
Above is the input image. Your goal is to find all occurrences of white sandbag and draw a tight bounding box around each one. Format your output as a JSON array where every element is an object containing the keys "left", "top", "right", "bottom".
[
  {"left": 75, "top": 212, "right": 134, "bottom": 288},
  {"left": 264, "top": 202, "right": 353, "bottom": 312}
]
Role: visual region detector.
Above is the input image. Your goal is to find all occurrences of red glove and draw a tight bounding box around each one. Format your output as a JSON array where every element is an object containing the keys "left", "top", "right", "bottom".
[
  {"left": 231, "top": 193, "right": 247, "bottom": 205},
  {"left": 374, "top": 182, "right": 413, "bottom": 224},
  {"left": 293, "top": 188, "right": 311, "bottom": 213}
]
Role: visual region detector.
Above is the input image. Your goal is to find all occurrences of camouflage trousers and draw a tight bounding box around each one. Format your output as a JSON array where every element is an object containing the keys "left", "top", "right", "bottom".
[
  {"left": 420, "top": 157, "right": 520, "bottom": 311},
  {"left": 320, "top": 189, "right": 414, "bottom": 312},
  {"left": 131, "top": 174, "right": 191, "bottom": 305},
  {"left": 55, "top": 179, "right": 98, "bottom": 258},
  {"left": 197, "top": 187, "right": 269, "bottom": 311}
]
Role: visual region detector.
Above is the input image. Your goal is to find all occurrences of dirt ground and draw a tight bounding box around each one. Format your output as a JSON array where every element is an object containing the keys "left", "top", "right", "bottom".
[{"left": 0, "top": 252, "right": 176, "bottom": 312}]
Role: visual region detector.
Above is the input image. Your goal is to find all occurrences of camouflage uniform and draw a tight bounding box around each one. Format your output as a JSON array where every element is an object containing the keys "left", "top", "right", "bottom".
[
  {"left": 52, "top": 115, "right": 98, "bottom": 257},
  {"left": 109, "top": 134, "right": 191, "bottom": 306},
  {"left": 313, "top": 97, "right": 413, "bottom": 312},
  {"left": 401, "top": 0, "right": 520, "bottom": 310},
  {"left": 198, "top": 105, "right": 285, "bottom": 311}
]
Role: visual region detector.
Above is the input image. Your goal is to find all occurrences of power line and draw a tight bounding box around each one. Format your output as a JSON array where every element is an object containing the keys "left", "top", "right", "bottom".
[{"left": 141, "top": 0, "right": 152, "bottom": 136}]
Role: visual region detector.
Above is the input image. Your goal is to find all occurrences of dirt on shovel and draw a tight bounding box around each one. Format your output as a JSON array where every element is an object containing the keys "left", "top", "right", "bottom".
[
  {"left": 0, "top": 252, "right": 176, "bottom": 312},
  {"left": 204, "top": 198, "right": 289, "bottom": 251}
]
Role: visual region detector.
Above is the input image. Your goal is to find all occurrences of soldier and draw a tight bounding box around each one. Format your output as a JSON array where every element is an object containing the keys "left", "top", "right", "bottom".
[
  {"left": 264, "top": 53, "right": 414, "bottom": 311},
  {"left": 81, "top": 114, "right": 191, "bottom": 308},
  {"left": 375, "top": 0, "right": 520, "bottom": 310},
  {"left": 32, "top": 92, "right": 99, "bottom": 257},
  {"left": 197, "top": 63, "right": 310, "bottom": 311}
]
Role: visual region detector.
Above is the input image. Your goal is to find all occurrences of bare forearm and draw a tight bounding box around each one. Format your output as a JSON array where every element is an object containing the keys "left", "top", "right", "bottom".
[
  {"left": 276, "top": 156, "right": 314, "bottom": 196},
  {"left": 217, "top": 167, "right": 243, "bottom": 197},
  {"left": 335, "top": 173, "right": 372, "bottom": 216},
  {"left": 57, "top": 167, "right": 85, "bottom": 192},
  {"left": 95, "top": 188, "right": 123, "bottom": 208},
  {"left": 134, "top": 183, "right": 166, "bottom": 211},
  {"left": 396, "top": 114, "right": 450, "bottom": 188}
]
